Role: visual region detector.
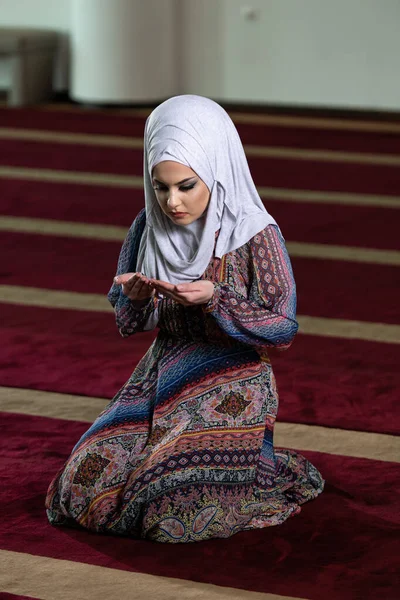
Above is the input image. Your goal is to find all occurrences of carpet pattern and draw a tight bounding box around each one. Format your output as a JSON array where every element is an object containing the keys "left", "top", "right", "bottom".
[{"left": 0, "top": 104, "right": 399, "bottom": 599}]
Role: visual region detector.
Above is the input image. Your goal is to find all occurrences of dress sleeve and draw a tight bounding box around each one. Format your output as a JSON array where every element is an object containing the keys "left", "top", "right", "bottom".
[
  {"left": 204, "top": 225, "right": 298, "bottom": 350},
  {"left": 107, "top": 209, "right": 158, "bottom": 337}
]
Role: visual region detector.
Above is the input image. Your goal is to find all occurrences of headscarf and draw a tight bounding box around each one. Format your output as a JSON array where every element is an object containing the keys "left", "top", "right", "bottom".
[{"left": 136, "top": 95, "right": 277, "bottom": 284}]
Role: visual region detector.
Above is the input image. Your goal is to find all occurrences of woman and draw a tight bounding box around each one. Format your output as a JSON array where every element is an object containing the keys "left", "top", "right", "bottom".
[{"left": 46, "top": 95, "right": 324, "bottom": 543}]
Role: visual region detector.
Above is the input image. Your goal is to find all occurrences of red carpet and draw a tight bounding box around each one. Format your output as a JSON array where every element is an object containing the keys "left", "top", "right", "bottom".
[
  {"left": 3, "top": 230, "right": 400, "bottom": 323},
  {"left": 265, "top": 201, "right": 400, "bottom": 250},
  {"left": 3, "top": 138, "right": 400, "bottom": 196},
  {"left": 1, "top": 412, "right": 399, "bottom": 600},
  {"left": 1, "top": 177, "right": 400, "bottom": 250},
  {"left": 0, "top": 105, "right": 399, "bottom": 599},
  {"left": 2, "top": 105, "right": 400, "bottom": 154},
  {"left": 1, "top": 304, "right": 399, "bottom": 434},
  {"left": 0, "top": 179, "right": 144, "bottom": 227}
]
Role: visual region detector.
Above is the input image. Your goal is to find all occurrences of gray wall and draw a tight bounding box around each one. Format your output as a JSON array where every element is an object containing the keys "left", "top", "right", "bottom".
[{"left": 1, "top": 0, "right": 399, "bottom": 109}]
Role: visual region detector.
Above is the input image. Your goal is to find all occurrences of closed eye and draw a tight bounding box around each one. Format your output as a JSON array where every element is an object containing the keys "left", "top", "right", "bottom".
[
  {"left": 180, "top": 183, "right": 196, "bottom": 192},
  {"left": 153, "top": 182, "right": 197, "bottom": 192}
]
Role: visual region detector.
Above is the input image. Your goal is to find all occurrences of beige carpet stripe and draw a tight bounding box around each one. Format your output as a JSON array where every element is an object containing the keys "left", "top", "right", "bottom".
[
  {"left": 2, "top": 215, "right": 399, "bottom": 266},
  {"left": 38, "top": 102, "right": 400, "bottom": 134},
  {"left": 0, "top": 386, "right": 109, "bottom": 422},
  {"left": 246, "top": 145, "right": 400, "bottom": 166},
  {"left": 296, "top": 315, "right": 400, "bottom": 344},
  {"left": 257, "top": 186, "right": 400, "bottom": 208},
  {"left": 285, "top": 241, "right": 400, "bottom": 266},
  {"left": 0, "top": 165, "right": 399, "bottom": 208},
  {"left": 0, "top": 285, "right": 110, "bottom": 313},
  {"left": 232, "top": 112, "right": 400, "bottom": 134},
  {"left": 0, "top": 127, "right": 143, "bottom": 149},
  {"left": 0, "top": 215, "right": 129, "bottom": 242},
  {"left": 2, "top": 387, "right": 398, "bottom": 463},
  {"left": 276, "top": 422, "right": 400, "bottom": 463},
  {"left": 2, "top": 127, "right": 400, "bottom": 166},
  {"left": 1, "top": 285, "right": 399, "bottom": 344},
  {"left": 0, "top": 165, "right": 141, "bottom": 188},
  {"left": 0, "top": 550, "right": 302, "bottom": 600}
]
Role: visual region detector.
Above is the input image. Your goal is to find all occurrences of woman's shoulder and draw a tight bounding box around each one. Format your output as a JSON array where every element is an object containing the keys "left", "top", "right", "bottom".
[
  {"left": 128, "top": 207, "right": 146, "bottom": 236},
  {"left": 133, "top": 207, "right": 146, "bottom": 227},
  {"left": 247, "top": 224, "right": 285, "bottom": 259},
  {"left": 255, "top": 223, "right": 281, "bottom": 239},
  {"left": 239, "top": 223, "right": 282, "bottom": 253}
]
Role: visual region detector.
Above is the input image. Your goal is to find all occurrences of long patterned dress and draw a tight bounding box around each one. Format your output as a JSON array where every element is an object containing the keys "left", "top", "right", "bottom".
[{"left": 46, "top": 209, "right": 324, "bottom": 543}]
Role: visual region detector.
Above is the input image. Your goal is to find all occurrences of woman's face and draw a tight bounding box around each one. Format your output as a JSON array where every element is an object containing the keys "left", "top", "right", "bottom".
[{"left": 152, "top": 161, "right": 210, "bottom": 225}]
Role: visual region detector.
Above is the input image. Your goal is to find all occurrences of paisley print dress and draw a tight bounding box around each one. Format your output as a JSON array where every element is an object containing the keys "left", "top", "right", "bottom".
[{"left": 46, "top": 209, "right": 324, "bottom": 543}]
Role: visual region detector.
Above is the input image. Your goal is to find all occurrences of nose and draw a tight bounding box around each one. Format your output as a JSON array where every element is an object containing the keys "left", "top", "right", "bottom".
[{"left": 166, "top": 188, "right": 181, "bottom": 209}]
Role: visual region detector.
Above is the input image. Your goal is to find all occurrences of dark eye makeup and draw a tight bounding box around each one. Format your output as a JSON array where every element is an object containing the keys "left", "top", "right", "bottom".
[
  {"left": 153, "top": 180, "right": 197, "bottom": 193},
  {"left": 179, "top": 183, "right": 196, "bottom": 192}
]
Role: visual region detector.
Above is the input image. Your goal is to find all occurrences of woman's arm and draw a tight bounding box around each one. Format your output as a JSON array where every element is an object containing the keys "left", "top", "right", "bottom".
[
  {"left": 107, "top": 209, "right": 158, "bottom": 337},
  {"left": 204, "top": 225, "right": 298, "bottom": 350},
  {"left": 112, "top": 293, "right": 157, "bottom": 337}
]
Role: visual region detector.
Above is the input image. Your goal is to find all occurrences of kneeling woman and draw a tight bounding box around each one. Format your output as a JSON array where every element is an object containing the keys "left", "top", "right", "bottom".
[{"left": 46, "top": 95, "right": 324, "bottom": 543}]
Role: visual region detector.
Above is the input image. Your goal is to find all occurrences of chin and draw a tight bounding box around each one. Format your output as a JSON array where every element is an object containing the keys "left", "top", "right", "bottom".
[{"left": 168, "top": 214, "right": 195, "bottom": 225}]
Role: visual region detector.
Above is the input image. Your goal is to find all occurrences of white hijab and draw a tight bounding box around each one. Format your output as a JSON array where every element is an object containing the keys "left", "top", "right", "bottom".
[{"left": 137, "top": 95, "right": 277, "bottom": 284}]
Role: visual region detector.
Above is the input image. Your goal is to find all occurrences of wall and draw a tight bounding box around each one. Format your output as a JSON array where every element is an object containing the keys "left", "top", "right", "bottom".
[
  {"left": 179, "top": 0, "right": 224, "bottom": 98},
  {"left": 180, "top": 0, "right": 400, "bottom": 110},
  {"left": 0, "top": 0, "right": 70, "bottom": 90},
  {"left": 70, "top": 0, "right": 177, "bottom": 102},
  {"left": 1, "top": 0, "right": 400, "bottom": 110},
  {"left": 220, "top": 0, "right": 400, "bottom": 110}
]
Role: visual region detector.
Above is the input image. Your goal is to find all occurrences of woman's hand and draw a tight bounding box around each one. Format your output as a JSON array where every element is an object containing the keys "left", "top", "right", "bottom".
[
  {"left": 149, "top": 279, "right": 214, "bottom": 306},
  {"left": 114, "top": 272, "right": 154, "bottom": 303}
]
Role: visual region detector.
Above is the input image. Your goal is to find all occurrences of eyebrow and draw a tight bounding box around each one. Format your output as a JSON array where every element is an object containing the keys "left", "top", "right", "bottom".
[{"left": 153, "top": 176, "right": 197, "bottom": 186}]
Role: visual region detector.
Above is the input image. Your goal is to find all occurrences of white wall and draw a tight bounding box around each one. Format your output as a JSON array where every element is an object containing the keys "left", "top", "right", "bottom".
[
  {"left": 1, "top": 0, "right": 400, "bottom": 110},
  {"left": 181, "top": 0, "right": 400, "bottom": 110},
  {"left": 220, "top": 0, "right": 400, "bottom": 110},
  {"left": 179, "top": 0, "right": 224, "bottom": 98},
  {"left": 70, "top": 0, "right": 177, "bottom": 102}
]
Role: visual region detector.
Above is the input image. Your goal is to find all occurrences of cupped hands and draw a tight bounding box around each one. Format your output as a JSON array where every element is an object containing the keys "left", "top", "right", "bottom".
[
  {"left": 114, "top": 273, "right": 215, "bottom": 306},
  {"left": 114, "top": 272, "right": 154, "bottom": 302},
  {"left": 149, "top": 278, "right": 214, "bottom": 306}
]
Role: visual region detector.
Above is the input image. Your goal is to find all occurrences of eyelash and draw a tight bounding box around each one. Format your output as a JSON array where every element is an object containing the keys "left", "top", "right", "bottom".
[{"left": 153, "top": 183, "right": 196, "bottom": 193}]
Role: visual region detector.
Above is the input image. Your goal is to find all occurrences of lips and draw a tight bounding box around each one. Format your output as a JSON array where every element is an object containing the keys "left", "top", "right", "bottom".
[{"left": 170, "top": 212, "right": 188, "bottom": 217}]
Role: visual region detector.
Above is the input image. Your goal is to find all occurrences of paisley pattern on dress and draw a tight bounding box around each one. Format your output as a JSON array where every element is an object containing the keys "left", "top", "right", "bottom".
[
  {"left": 72, "top": 453, "right": 110, "bottom": 487},
  {"left": 45, "top": 210, "right": 324, "bottom": 543},
  {"left": 215, "top": 391, "right": 252, "bottom": 418}
]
